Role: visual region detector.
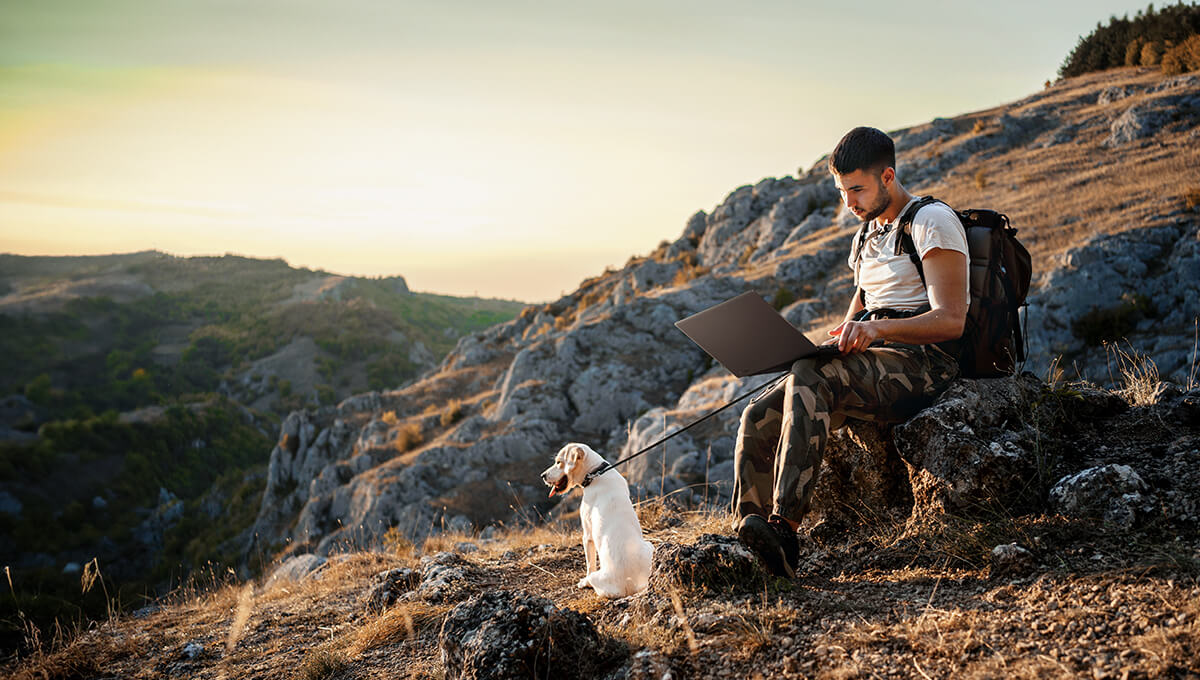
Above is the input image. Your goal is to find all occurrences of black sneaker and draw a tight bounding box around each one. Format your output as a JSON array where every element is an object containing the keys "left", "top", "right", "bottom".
[
  {"left": 737, "top": 514, "right": 795, "bottom": 578},
  {"left": 768, "top": 514, "right": 801, "bottom": 575}
]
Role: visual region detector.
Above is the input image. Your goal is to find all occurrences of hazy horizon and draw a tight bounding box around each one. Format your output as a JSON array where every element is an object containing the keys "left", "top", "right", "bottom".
[{"left": 1, "top": 0, "right": 1139, "bottom": 302}]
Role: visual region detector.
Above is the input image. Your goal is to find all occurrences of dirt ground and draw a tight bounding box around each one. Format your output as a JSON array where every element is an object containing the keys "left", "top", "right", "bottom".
[{"left": 5, "top": 491, "right": 1198, "bottom": 680}]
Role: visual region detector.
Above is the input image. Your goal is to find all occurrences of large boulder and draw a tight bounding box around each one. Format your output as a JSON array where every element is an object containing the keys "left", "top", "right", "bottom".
[{"left": 893, "top": 375, "right": 1046, "bottom": 520}]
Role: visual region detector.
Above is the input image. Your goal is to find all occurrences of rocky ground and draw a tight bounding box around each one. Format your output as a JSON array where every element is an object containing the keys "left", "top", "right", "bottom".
[{"left": 5, "top": 374, "right": 1199, "bottom": 680}]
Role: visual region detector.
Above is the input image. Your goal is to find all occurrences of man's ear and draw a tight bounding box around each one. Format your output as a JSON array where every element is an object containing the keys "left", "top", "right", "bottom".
[{"left": 880, "top": 166, "right": 896, "bottom": 187}]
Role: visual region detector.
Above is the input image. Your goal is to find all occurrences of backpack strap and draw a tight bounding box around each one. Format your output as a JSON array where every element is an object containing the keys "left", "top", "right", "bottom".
[
  {"left": 893, "top": 196, "right": 944, "bottom": 287},
  {"left": 850, "top": 221, "right": 870, "bottom": 308}
]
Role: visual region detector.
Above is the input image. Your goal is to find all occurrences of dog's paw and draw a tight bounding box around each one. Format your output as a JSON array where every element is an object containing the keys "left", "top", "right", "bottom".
[{"left": 577, "top": 577, "right": 590, "bottom": 589}]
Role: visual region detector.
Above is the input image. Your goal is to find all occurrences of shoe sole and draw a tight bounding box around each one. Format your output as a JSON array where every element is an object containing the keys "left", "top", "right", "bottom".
[{"left": 738, "top": 519, "right": 796, "bottom": 579}]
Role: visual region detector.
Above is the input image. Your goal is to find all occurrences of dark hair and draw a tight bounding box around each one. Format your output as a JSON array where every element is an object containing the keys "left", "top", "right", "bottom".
[{"left": 828, "top": 127, "right": 895, "bottom": 176}]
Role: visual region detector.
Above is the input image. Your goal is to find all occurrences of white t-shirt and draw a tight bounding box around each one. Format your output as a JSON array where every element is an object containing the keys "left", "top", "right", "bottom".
[{"left": 848, "top": 196, "right": 969, "bottom": 311}]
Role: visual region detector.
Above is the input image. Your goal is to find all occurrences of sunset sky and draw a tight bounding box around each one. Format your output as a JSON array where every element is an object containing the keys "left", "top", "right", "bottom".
[{"left": 1, "top": 0, "right": 1136, "bottom": 301}]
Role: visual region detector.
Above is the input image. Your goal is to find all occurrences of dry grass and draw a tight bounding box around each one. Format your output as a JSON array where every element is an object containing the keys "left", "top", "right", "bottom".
[
  {"left": 346, "top": 600, "right": 449, "bottom": 657},
  {"left": 297, "top": 646, "right": 349, "bottom": 680},
  {"left": 1107, "top": 342, "right": 1162, "bottom": 407}
]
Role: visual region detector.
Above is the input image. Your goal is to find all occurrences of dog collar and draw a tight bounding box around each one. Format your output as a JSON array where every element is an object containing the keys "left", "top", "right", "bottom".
[{"left": 580, "top": 463, "right": 612, "bottom": 488}]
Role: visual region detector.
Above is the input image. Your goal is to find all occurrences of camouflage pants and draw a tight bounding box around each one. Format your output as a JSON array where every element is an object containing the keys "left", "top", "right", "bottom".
[{"left": 732, "top": 344, "right": 959, "bottom": 526}]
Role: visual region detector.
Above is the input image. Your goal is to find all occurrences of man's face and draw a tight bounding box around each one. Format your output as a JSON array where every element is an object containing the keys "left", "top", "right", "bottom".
[{"left": 833, "top": 167, "right": 891, "bottom": 222}]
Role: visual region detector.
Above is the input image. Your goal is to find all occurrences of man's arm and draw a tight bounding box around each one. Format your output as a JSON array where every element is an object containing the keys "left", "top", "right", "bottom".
[{"left": 828, "top": 247, "right": 968, "bottom": 353}]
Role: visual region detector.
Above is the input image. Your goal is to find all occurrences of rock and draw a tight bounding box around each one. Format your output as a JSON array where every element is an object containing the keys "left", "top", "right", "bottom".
[
  {"left": 418, "top": 552, "right": 477, "bottom": 604},
  {"left": 0, "top": 490, "right": 22, "bottom": 516},
  {"left": 62, "top": 562, "right": 81, "bottom": 575},
  {"left": 181, "top": 641, "right": 204, "bottom": 659},
  {"left": 364, "top": 568, "right": 418, "bottom": 613},
  {"left": 894, "top": 375, "right": 1045, "bottom": 519},
  {"left": 91, "top": 496, "right": 107, "bottom": 510},
  {"left": 439, "top": 590, "right": 611, "bottom": 680},
  {"left": 651, "top": 534, "right": 766, "bottom": 591},
  {"left": 268, "top": 554, "right": 327, "bottom": 584},
  {"left": 1104, "top": 93, "right": 1200, "bottom": 147},
  {"left": 1049, "top": 464, "right": 1157, "bottom": 528},
  {"left": 991, "top": 543, "right": 1036, "bottom": 579},
  {"left": 805, "top": 421, "right": 912, "bottom": 528},
  {"left": 1097, "top": 85, "right": 1134, "bottom": 106},
  {"left": 626, "top": 648, "right": 675, "bottom": 680}
]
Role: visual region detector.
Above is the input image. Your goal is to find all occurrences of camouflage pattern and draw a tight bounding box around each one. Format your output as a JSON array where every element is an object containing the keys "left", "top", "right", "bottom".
[{"left": 732, "top": 343, "right": 959, "bottom": 525}]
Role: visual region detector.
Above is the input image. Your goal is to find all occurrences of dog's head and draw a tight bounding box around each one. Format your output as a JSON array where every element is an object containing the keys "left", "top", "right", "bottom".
[{"left": 540, "top": 443, "right": 599, "bottom": 497}]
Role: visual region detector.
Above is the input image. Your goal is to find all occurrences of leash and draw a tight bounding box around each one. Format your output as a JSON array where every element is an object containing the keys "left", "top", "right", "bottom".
[{"left": 579, "top": 371, "right": 790, "bottom": 488}]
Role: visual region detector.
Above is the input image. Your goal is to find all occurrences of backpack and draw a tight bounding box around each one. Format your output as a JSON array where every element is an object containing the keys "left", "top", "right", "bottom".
[{"left": 851, "top": 196, "right": 1033, "bottom": 378}]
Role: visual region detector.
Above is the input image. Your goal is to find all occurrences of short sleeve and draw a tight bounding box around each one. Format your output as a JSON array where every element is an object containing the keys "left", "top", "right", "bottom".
[{"left": 911, "top": 203, "right": 968, "bottom": 259}]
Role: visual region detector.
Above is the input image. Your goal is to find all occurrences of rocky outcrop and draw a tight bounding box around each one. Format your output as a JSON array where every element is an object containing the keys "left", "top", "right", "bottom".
[{"left": 241, "top": 69, "right": 1200, "bottom": 566}]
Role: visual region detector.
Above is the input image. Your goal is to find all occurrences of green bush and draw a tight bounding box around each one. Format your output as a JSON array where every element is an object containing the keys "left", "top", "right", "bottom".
[
  {"left": 1071, "top": 294, "right": 1157, "bottom": 346},
  {"left": 771, "top": 287, "right": 796, "bottom": 311}
]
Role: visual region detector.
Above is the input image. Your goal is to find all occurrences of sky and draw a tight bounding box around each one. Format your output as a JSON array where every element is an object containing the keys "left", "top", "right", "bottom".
[{"left": 0, "top": 0, "right": 1140, "bottom": 302}]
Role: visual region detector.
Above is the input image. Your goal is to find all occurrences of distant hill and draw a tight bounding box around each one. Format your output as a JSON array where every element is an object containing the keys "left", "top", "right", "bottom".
[
  {"left": 0, "top": 251, "right": 525, "bottom": 646},
  {"left": 0, "top": 251, "right": 524, "bottom": 421}
]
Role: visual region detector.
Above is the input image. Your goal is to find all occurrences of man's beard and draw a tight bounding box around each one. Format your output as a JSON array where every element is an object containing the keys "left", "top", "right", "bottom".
[{"left": 858, "top": 187, "right": 891, "bottom": 223}]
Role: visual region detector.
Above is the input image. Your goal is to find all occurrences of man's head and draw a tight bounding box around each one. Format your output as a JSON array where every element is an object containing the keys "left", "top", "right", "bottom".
[{"left": 829, "top": 127, "right": 897, "bottom": 223}]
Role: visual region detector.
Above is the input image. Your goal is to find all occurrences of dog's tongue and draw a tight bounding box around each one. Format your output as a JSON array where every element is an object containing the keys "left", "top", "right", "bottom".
[{"left": 547, "top": 487, "right": 557, "bottom": 498}]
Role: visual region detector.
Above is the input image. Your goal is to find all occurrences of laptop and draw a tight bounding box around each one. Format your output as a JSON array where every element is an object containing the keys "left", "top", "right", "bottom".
[{"left": 674, "top": 291, "right": 841, "bottom": 377}]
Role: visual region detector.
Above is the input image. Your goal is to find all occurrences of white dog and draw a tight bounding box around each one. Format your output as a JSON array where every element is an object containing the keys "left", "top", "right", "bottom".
[{"left": 541, "top": 443, "right": 653, "bottom": 598}]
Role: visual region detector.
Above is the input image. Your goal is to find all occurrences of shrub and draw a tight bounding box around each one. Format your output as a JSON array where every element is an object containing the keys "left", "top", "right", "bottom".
[
  {"left": 440, "top": 399, "right": 463, "bottom": 427},
  {"left": 394, "top": 422, "right": 423, "bottom": 453},
  {"left": 771, "top": 287, "right": 796, "bottom": 311},
  {"left": 974, "top": 169, "right": 988, "bottom": 190},
  {"left": 1072, "top": 294, "right": 1157, "bottom": 346},
  {"left": 1141, "top": 40, "right": 1166, "bottom": 66},
  {"left": 1126, "top": 36, "right": 1147, "bottom": 65},
  {"left": 1185, "top": 186, "right": 1200, "bottom": 210},
  {"left": 299, "top": 648, "right": 348, "bottom": 680},
  {"left": 1162, "top": 34, "right": 1200, "bottom": 74}
]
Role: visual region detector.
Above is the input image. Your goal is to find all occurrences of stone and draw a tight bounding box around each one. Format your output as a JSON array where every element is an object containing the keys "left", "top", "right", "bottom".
[
  {"left": 0, "top": 491, "right": 22, "bottom": 516},
  {"left": 1048, "top": 464, "right": 1157, "bottom": 528},
  {"left": 651, "top": 534, "right": 766, "bottom": 591},
  {"left": 418, "top": 552, "right": 476, "bottom": 604},
  {"left": 805, "top": 421, "right": 912, "bottom": 528},
  {"left": 439, "top": 590, "right": 611, "bottom": 680},
  {"left": 894, "top": 375, "right": 1045, "bottom": 519},
  {"left": 626, "top": 648, "right": 675, "bottom": 680},
  {"left": 181, "top": 641, "right": 204, "bottom": 660},
  {"left": 991, "top": 543, "right": 1036, "bottom": 579},
  {"left": 364, "top": 568, "right": 418, "bottom": 613},
  {"left": 267, "top": 553, "right": 327, "bottom": 584}
]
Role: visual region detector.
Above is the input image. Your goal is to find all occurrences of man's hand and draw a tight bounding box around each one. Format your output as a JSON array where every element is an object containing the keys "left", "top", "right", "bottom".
[{"left": 827, "top": 320, "right": 882, "bottom": 354}]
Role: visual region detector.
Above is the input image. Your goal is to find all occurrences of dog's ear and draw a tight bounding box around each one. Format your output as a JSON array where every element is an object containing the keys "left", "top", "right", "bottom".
[{"left": 564, "top": 444, "right": 584, "bottom": 472}]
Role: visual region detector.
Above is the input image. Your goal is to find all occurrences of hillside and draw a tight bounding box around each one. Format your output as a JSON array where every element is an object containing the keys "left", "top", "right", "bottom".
[
  {"left": 0, "top": 252, "right": 525, "bottom": 649},
  {"left": 3, "top": 66, "right": 1199, "bottom": 678}
]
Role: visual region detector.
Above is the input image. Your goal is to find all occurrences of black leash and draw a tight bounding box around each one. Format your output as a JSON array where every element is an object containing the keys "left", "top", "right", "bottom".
[{"left": 579, "top": 371, "right": 790, "bottom": 487}]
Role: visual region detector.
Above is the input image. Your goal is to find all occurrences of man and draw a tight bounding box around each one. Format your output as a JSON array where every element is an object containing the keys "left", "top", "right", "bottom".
[{"left": 732, "top": 126, "right": 969, "bottom": 577}]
